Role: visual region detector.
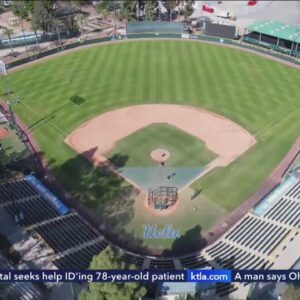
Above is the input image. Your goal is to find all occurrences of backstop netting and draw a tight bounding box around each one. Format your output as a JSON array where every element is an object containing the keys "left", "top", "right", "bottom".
[
  {"left": 148, "top": 186, "right": 178, "bottom": 210},
  {"left": 126, "top": 22, "right": 184, "bottom": 34}
]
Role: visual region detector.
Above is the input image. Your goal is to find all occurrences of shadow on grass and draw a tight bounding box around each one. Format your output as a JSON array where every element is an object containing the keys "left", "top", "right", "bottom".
[
  {"left": 26, "top": 100, "right": 78, "bottom": 134},
  {"left": 37, "top": 147, "right": 211, "bottom": 256},
  {"left": 49, "top": 147, "right": 152, "bottom": 254}
]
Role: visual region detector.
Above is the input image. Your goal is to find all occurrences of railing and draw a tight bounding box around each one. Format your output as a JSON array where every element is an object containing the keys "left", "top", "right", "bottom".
[{"left": 6, "top": 32, "right": 300, "bottom": 70}]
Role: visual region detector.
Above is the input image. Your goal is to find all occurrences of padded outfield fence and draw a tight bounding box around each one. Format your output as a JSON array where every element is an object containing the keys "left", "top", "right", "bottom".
[
  {"left": 5, "top": 32, "right": 300, "bottom": 70},
  {"left": 126, "top": 22, "right": 185, "bottom": 34}
]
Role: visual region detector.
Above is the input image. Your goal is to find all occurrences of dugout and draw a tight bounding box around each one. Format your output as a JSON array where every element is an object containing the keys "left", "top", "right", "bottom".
[
  {"left": 243, "top": 20, "right": 300, "bottom": 58},
  {"left": 126, "top": 22, "right": 184, "bottom": 34},
  {"left": 203, "top": 23, "right": 237, "bottom": 39}
]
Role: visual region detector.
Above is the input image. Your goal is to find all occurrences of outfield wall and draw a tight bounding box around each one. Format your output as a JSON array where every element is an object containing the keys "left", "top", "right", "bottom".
[
  {"left": 5, "top": 32, "right": 300, "bottom": 70},
  {"left": 126, "top": 22, "right": 184, "bottom": 34}
]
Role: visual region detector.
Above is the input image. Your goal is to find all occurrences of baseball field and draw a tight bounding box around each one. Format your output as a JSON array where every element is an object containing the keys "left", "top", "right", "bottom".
[{"left": 7, "top": 40, "right": 300, "bottom": 252}]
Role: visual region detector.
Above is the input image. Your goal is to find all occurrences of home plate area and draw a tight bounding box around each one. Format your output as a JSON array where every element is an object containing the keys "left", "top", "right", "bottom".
[{"left": 118, "top": 166, "right": 205, "bottom": 192}]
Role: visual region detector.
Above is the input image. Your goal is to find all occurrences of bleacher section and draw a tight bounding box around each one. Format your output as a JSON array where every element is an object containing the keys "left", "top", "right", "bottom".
[
  {"left": 285, "top": 181, "right": 300, "bottom": 199},
  {"left": 224, "top": 215, "right": 291, "bottom": 255},
  {"left": 260, "top": 180, "right": 300, "bottom": 229},
  {"left": 206, "top": 240, "right": 272, "bottom": 270},
  {"left": 215, "top": 283, "right": 238, "bottom": 298},
  {"left": 0, "top": 178, "right": 108, "bottom": 270},
  {"left": 53, "top": 239, "right": 108, "bottom": 269},
  {"left": 0, "top": 252, "right": 43, "bottom": 300},
  {"left": 121, "top": 252, "right": 144, "bottom": 269},
  {"left": 32, "top": 214, "right": 100, "bottom": 252},
  {"left": 4, "top": 196, "right": 59, "bottom": 227},
  {"left": 180, "top": 254, "right": 211, "bottom": 269},
  {"left": 263, "top": 198, "right": 300, "bottom": 227},
  {"left": 1, "top": 174, "right": 300, "bottom": 298},
  {"left": 0, "top": 179, "right": 40, "bottom": 204},
  {"left": 149, "top": 259, "right": 175, "bottom": 269}
]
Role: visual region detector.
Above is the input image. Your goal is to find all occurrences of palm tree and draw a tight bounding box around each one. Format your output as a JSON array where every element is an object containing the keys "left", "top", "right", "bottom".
[
  {"left": 102, "top": 9, "right": 109, "bottom": 21},
  {"left": 165, "top": 1, "right": 177, "bottom": 22},
  {"left": 31, "top": 22, "right": 41, "bottom": 53},
  {"left": 96, "top": 2, "right": 110, "bottom": 21},
  {"left": 2, "top": 28, "right": 15, "bottom": 57},
  {"left": 15, "top": 1, "right": 29, "bottom": 56},
  {"left": 78, "top": 13, "right": 87, "bottom": 27}
]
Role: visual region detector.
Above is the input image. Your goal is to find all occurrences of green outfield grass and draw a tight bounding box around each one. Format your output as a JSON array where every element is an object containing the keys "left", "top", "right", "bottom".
[
  {"left": 105, "top": 123, "right": 216, "bottom": 167},
  {"left": 7, "top": 40, "right": 300, "bottom": 251}
]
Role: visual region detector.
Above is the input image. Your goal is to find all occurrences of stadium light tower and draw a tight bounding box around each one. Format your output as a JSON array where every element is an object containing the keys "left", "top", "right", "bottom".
[
  {"left": 113, "top": 0, "right": 117, "bottom": 34},
  {"left": 0, "top": 60, "right": 17, "bottom": 131}
]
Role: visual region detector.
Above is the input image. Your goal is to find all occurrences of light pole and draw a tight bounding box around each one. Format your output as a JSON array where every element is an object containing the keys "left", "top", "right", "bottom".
[
  {"left": 113, "top": 0, "right": 117, "bottom": 34},
  {"left": 0, "top": 60, "right": 18, "bottom": 131}
]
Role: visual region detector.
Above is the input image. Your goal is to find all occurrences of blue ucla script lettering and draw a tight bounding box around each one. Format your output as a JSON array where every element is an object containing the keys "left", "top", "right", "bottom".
[{"left": 143, "top": 224, "right": 180, "bottom": 239}]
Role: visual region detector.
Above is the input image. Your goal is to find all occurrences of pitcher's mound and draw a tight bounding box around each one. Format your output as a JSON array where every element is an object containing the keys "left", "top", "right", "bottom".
[{"left": 151, "top": 149, "right": 170, "bottom": 162}]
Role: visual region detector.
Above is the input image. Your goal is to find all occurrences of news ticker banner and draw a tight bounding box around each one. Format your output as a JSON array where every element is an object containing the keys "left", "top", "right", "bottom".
[{"left": 0, "top": 270, "right": 300, "bottom": 283}]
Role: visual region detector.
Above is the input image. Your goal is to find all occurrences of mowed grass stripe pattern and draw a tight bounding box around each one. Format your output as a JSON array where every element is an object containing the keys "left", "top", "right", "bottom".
[{"left": 9, "top": 40, "right": 300, "bottom": 212}]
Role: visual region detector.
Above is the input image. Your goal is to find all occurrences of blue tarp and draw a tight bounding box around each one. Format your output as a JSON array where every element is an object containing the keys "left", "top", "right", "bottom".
[{"left": 25, "top": 175, "right": 70, "bottom": 215}]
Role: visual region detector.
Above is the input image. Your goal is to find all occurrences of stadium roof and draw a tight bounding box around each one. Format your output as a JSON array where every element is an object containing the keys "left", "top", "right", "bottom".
[{"left": 247, "top": 20, "right": 300, "bottom": 43}]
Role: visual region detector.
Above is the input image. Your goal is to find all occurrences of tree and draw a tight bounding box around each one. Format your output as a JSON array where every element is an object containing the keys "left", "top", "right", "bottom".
[
  {"left": 164, "top": 0, "right": 177, "bottom": 22},
  {"left": 77, "top": 13, "right": 88, "bottom": 27},
  {"left": 283, "top": 284, "right": 300, "bottom": 300},
  {"left": 31, "top": 0, "right": 55, "bottom": 33},
  {"left": 144, "top": 0, "right": 159, "bottom": 21},
  {"left": 96, "top": 2, "right": 110, "bottom": 21},
  {"left": 11, "top": 0, "right": 34, "bottom": 20},
  {"left": 52, "top": 18, "right": 63, "bottom": 45},
  {"left": 122, "top": 0, "right": 138, "bottom": 22},
  {"left": 183, "top": 0, "right": 195, "bottom": 20},
  {"left": 2, "top": 28, "right": 15, "bottom": 56},
  {"left": 61, "top": 15, "right": 79, "bottom": 36},
  {"left": 80, "top": 246, "right": 147, "bottom": 300},
  {"left": 13, "top": 1, "right": 30, "bottom": 56}
]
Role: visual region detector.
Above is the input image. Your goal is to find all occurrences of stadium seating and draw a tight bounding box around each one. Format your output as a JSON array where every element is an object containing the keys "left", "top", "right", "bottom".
[
  {"left": 285, "top": 182, "right": 300, "bottom": 199},
  {"left": 149, "top": 259, "right": 175, "bottom": 269},
  {"left": 4, "top": 196, "right": 59, "bottom": 227},
  {"left": 216, "top": 283, "right": 238, "bottom": 297},
  {"left": 206, "top": 240, "right": 272, "bottom": 269},
  {"left": 53, "top": 240, "right": 108, "bottom": 270},
  {"left": 121, "top": 252, "right": 144, "bottom": 269},
  {"left": 263, "top": 198, "right": 300, "bottom": 227},
  {"left": 0, "top": 179, "right": 40, "bottom": 205},
  {"left": 32, "top": 214, "right": 101, "bottom": 253},
  {"left": 0, "top": 178, "right": 109, "bottom": 270},
  {"left": 224, "top": 215, "right": 290, "bottom": 255},
  {"left": 180, "top": 254, "right": 211, "bottom": 269},
  {"left": 1, "top": 174, "right": 300, "bottom": 298},
  {"left": 0, "top": 251, "right": 43, "bottom": 300}
]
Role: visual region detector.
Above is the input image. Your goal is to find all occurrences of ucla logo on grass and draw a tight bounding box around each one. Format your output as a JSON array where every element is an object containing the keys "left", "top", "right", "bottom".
[{"left": 143, "top": 224, "right": 180, "bottom": 239}]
